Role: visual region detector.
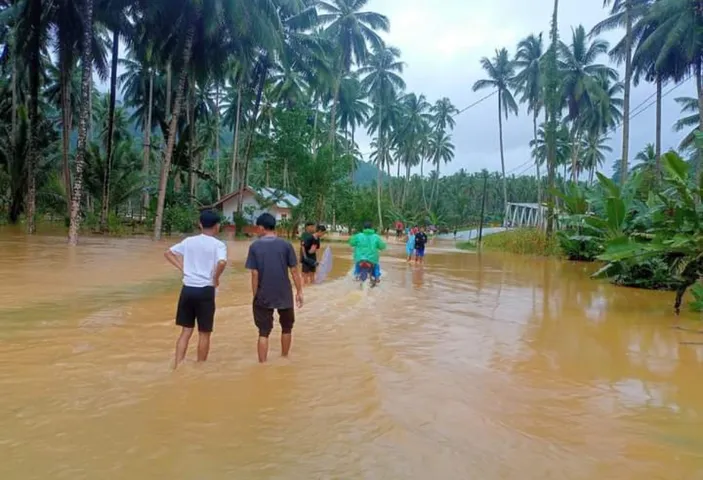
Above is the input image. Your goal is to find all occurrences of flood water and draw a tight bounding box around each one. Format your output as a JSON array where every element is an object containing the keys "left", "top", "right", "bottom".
[{"left": 2, "top": 227, "right": 703, "bottom": 479}]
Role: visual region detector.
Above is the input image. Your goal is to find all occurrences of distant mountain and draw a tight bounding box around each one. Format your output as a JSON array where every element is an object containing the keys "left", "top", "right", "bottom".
[{"left": 353, "top": 160, "right": 388, "bottom": 186}]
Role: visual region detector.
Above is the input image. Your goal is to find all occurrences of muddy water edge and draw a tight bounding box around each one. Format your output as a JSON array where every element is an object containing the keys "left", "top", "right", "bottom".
[{"left": 1, "top": 228, "right": 703, "bottom": 479}]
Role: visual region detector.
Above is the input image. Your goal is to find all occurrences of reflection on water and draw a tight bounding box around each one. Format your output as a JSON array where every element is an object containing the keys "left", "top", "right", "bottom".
[{"left": 1, "top": 227, "right": 703, "bottom": 479}]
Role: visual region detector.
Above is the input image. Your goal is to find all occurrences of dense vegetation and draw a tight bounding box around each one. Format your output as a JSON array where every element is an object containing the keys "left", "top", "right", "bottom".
[{"left": 0, "top": 0, "right": 701, "bottom": 258}]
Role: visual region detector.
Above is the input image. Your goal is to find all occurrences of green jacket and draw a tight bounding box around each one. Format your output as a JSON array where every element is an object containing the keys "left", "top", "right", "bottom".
[{"left": 348, "top": 229, "right": 387, "bottom": 264}]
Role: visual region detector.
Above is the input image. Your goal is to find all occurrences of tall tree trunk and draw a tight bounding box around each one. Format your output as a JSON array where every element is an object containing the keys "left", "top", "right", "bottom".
[
  {"left": 329, "top": 73, "right": 341, "bottom": 145},
  {"left": 420, "top": 158, "right": 428, "bottom": 211},
  {"left": 430, "top": 160, "right": 440, "bottom": 210},
  {"left": 214, "top": 83, "right": 221, "bottom": 199},
  {"left": 570, "top": 127, "right": 579, "bottom": 182},
  {"left": 533, "top": 112, "right": 542, "bottom": 210},
  {"left": 165, "top": 62, "right": 172, "bottom": 123},
  {"left": 26, "top": 0, "right": 42, "bottom": 235},
  {"left": 143, "top": 69, "right": 154, "bottom": 212},
  {"left": 349, "top": 124, "right": 356, "bottom": 182},
  {"left": 188, "top": 80, "right": 196, "bottom": 202},
  {"left": 100, "top": 29, "right": 120, "bottom": 231},
  {"left": 619, "top": 5, "right": 632, "bottom": 184},
  {"left": 153, "top": 24, "right": 195, "bottom": 240},
  {"left": 67, "top": 0, "right": 94, "bottom": 245},
  {"left": 238, "top": 62, "right": 267, "bottom": 213},
  {"left": 497, "top": 95, "right": 508, "bottom": 218},
  {"left": 655, "top": 76, "right": 662, "bottom": 180},
  {"left": 376, "top": 157, "right": 383, "bottom": 231},
  {"left": 229, "top": 84, "right": 243, "bottom": 194},
  {"left": 697, "top": 60, "right": 703, "bottom": 179},
  {"left": 60, "top": 59, "right": 72, "bottom": 211},
  {"left": 546, "top": 0, "right": 560, "bottom": 236}
]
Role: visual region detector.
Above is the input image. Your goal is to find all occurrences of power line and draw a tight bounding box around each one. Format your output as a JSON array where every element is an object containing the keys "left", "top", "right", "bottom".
[{"left": 453, "top": 90, "right": 498, "bottom": 117}]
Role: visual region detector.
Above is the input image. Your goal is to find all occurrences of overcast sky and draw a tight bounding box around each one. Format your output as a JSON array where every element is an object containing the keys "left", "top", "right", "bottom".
[{"left": 358, "top": 0, "right": 696, "bottom": 177}]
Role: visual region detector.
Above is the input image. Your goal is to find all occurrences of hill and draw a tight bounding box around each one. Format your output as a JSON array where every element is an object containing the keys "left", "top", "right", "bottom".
[{"left": 353, "top": 160, "right": 388, "bottom": 186}]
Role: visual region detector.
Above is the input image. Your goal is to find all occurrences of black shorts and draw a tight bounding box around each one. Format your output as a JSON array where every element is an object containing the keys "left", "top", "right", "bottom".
[
  {"left": 301, "top": 261, "right": 317, "bottom": 274},
  {"left": 175, "top": 286, "right": 216, "bottom": 333},
  {"left": 253, "top": 304, "right": 295, "bottom": 338}
]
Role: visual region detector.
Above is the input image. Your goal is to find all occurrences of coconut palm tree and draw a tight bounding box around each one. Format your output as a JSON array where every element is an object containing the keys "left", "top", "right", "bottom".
[
  {"left": 590, "top": 0, "right": 651, "bottom": 186},
  {"left": 431, "top": 97, "right": 458, "bottom": 133},
  {"left": 472, "top": 47, "right": 518, "bottom": 213},
  {"left": 67, "top": 0, "right": 95, "bottom": 245},
  {"left": 360, "top": 44, "right": 405, "bottom": 227},
  {"left": 337, "top": 74, "right": 370, "bottom": 178},
  {"left": 317, "top": 0, "right": 389, "bottom": 143},
  {"left": 544, "top": 0, "right": 561, "bottom": 235},
  {"left": 637, "top": 0, "right": 703, "bottom": 175},
  {"left": 428, "top": 130, "right": 455, "bottom": 209},
  {"left": 513, "top": 33, "right": 544, "bottom": 203},
  {"left": 673, "top": 97, "right": 699, "bottom": 151},
  {"left": 580, "top": 132, "right": 612, "bottom": 183},
  {"left": 559, "top": 25, "right": 617, "bottom": 181}
]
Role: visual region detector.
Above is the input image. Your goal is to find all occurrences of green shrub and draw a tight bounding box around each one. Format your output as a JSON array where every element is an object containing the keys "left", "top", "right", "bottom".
[
  {"left": 557, "top": 231, "right": 602, "bottom": 261},
  {"left": 480, "top": 229, "right": 560, "bottom": 257},
  {"left": 163, "top": 204, "right": 198, "bottom": 235}
]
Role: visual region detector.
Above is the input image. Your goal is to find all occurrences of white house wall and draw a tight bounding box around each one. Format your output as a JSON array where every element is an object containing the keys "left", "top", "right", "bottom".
[{"left": 221, "top": 192, "right": 289, "bottom": 223}]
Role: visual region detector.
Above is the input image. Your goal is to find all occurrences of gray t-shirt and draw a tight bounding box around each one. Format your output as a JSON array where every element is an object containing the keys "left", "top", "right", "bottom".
[{"left": 245, "top": 236, "right": 298, "bottom": 309}]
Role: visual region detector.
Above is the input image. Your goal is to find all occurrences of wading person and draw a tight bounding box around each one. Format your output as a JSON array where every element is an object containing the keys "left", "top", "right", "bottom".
[
  {"left": 299, "top": 221, "right": 315, "bottom": 260},
  {"left": 414, "top": 226, "right": 428, "bottom": 264},
  {"left": 164, "top": 210, "right": 228, "bottom": 369},
  {"left": 301, "top": 224, "right": 327, "bottom": 284},
  {"left": 246, "top": 213, "right": 304, "bottom": 363},
  {"left": 350, "top": 221, "right": 387, "bottom": 283}
]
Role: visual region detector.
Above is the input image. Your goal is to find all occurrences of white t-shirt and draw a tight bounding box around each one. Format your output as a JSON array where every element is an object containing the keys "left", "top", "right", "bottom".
[{"left": 170, "top": 234, "right": 228, "bottom": 287}]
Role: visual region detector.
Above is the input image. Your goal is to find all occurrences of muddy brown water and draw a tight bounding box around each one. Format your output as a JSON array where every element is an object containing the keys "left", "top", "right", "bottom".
[{"left": 1, "top": 227, "right": 703, "bottom": 479}]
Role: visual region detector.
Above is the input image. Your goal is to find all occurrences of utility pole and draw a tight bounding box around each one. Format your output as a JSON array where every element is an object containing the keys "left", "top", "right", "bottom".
[{"left": 478, "top": 173, "right": 488, "bottom": 246}]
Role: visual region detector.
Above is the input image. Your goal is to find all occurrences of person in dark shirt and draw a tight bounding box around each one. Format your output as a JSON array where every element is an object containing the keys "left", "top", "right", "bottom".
[
  {"left": 414, "top": 226, "right": 429, "bottom": 264},
  {"left": 299, "top": 221, "right": 315, "bottom": 260},
  {"left": 245, "top": 213, "right": 304, "bottom": 363},
  {"left": 301, "top": 224, "right": 327, "bottom": 284}
]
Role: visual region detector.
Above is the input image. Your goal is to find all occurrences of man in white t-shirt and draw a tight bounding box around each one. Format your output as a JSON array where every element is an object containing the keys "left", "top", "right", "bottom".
[{"left": 164, "top": 210, "right": 228, "bottom": 368}]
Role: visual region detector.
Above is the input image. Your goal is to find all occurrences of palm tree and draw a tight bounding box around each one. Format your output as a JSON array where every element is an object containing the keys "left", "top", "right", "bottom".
[
  {"left": 472, "top": 47, "right": 518, "bottom": 214},
  {"left": 360, "top": 44, "right": 405, "bottom": 228},
  {"left": 637, "top": 0, "right": 703, "bottom": 175},
  {"left": 318, "top": 0, "right": 389, "bottom": 143},
  {"left": 590, "top": 0, "right": 650, "bottom": 185},
  {"left": 428, "top": 130, "right": 455, "bottom": 209},
  {"left": 580, "top": 132, "right": 612, "bottom": 183},
  {"left": 544, "top": 0, "right": 561, "bottom": 235},
  {"left": 148, "top": 0, "right": 281, "bottom": 239},
  {"left": 628, "top": 1, "right": 689, "bottom": 177},
  {"left": 559, "top": 25, "right": 617, "bottom": 181},
  {"left": 513, "top": 33, "right": 544, "bottom": 203},
  {"left": 673, "top": 97, "right": 699, "bottom": 151},
  {"left": 20, "top": 0, "right": 43, "bottom": 234},
  {"left": 337, "top": 74, "right": 370, "bottom": 177},
  {"left": 394, "top": 92, "right": 431, "bottom": 206},
  {"left": 431, "top": 97, "right": 458, "bottom": 133},
  {"left": 67, "top": 0, "right": 95, "bottom": 245}
]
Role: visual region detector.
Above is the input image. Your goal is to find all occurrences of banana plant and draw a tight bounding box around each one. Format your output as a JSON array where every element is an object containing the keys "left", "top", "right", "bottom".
[{"left": 598, "top": 151, "right": 703, "bottom": 314}]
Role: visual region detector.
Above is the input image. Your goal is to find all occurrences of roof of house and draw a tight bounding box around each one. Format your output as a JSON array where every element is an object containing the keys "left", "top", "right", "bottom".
[{"left": 211, "top": 186, "right": 300, "bottom": 210}]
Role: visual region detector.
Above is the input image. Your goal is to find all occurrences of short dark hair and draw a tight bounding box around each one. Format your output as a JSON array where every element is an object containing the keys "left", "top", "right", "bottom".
[
  {"left": 363, "top": 221, "right": 373, "bottom": 230},
  {"left": 200, "top": 210, "right": 221, "bottom": 229},
  {"left": 316, "top": 224, "right": 327, "bottom": 233},
  {"left": 305, "top": 221, "right": 315, "bottom": 228},
  {"left": 256, "top": 213, "right": 276, "bottom": 231}
]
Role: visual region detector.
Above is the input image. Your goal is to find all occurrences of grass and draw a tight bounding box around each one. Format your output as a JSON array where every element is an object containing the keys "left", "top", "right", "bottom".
[{"left": 457, "top": 229, "right": 560, "bottom": 257}]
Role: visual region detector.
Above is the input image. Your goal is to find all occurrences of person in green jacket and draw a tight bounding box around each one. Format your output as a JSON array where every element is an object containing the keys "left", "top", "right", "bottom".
[{"left": 349, "top": 221, "right": 387, "bottom": 282}]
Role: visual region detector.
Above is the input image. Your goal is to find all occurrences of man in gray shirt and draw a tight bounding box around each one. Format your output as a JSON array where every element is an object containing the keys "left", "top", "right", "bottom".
[{"left": 245, "top": 213, "right": 304, "bottom": 363}]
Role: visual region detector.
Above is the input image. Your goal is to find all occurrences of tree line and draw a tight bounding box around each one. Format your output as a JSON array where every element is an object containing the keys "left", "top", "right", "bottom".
[{"left": 0, "top": 0, "right": 701, "bottom": 243}]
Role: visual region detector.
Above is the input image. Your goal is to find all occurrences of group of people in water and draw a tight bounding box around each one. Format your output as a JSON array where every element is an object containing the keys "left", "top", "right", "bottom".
[{"left": 164, "top": 211, "right": 392, "bottom": 367}]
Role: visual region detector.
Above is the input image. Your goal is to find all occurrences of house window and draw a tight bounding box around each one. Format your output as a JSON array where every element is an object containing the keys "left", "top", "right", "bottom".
[{"left": 281, "top": 213, "right": 288, "bottom": 220}]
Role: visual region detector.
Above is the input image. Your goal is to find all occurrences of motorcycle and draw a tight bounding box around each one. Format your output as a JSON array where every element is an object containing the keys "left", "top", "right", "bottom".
[{"left": 355, "top": 261, "right": 378, "bottom": 288}]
